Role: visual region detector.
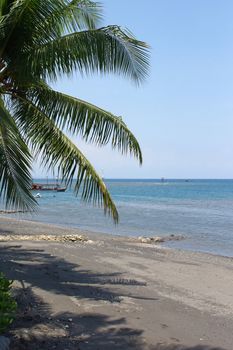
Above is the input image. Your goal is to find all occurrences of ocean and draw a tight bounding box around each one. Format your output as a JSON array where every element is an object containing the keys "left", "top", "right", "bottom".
[{"left": 2, "top": 179, "right": 233, "bottom": 257}]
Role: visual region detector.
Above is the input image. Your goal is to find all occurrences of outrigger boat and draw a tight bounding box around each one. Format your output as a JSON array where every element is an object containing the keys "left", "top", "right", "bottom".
[{"left": 31, "top": 183, "right": 67, "bottom": 192}]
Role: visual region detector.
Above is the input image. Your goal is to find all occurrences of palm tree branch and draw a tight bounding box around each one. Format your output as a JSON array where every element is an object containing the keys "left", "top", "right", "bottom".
[
  {"left": 13, "top": 95, "right": 119, "bottom": 222},
  {"left": 0, "top": 97, "right": 36, "bottom": 210},
  {"left": 27, "top": 26, "right": 149, "bottom": 83},
  {"left": 0, "top": 0, "right": 34, "bottom": 57},
  {"left": 33, "top": 0, "right": 102, "bottom": 39},
  {"left": 25, "top": 85, "right": 142, "bottom": 164}
]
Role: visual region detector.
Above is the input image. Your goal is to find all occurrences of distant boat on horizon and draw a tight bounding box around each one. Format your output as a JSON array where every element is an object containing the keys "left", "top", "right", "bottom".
[{"left": 31, "top": 183, "right": 67, "bottom": 192}]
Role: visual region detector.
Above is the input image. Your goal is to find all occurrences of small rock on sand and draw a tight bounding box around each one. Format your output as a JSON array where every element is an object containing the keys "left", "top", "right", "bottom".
[
  {"left": 138, "top": 237, "right": 152, "bottom": 243},
  {"left": 138, "top": 235, "right": 184, "bottom": 244}
]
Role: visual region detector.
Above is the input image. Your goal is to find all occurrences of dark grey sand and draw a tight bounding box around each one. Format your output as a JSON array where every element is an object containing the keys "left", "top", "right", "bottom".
[{"left": 0, "top": 216, "right": 233, "bottom": 350}]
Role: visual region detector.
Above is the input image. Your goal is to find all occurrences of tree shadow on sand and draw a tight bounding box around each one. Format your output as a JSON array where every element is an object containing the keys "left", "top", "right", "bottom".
[
  {"left": 0, "top": 244, "right": 228, "bottom": 350},
  {"left": 9, "top": 286, "right": 144, "bottom": 349},
  {"left": 9, "top": 288, "right": 227, "bottom": 350},
  {"left": 0, "top": 244, "right": 154, "bottom": 303}
]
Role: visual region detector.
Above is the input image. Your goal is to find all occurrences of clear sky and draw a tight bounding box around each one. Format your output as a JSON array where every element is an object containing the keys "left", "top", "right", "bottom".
[{"left": 33, "top": 0, "right": 233, "bottom": 179}]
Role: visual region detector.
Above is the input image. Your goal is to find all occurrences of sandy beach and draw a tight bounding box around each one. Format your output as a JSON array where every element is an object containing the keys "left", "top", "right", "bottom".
[{"left": 0, "top": 216, "right": 233, "bottom": 350}]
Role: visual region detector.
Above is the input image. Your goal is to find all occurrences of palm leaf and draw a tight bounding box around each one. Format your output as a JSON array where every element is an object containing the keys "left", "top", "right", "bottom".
[
  {"left": 26, "top": 26, "right": 149, "bottom": 83},
  {"left": 25, "top": 84, "right": 142, "bottom": 163},
  {"left": 13, "top": 97, "right": 119, "bottom": 222},
  {"left": 0, "top": 0, "right": 149, "bottom": 221},
  {"left": 0, "top": 0, "right": 102, "bottom": 59},
  {"left": 0, "top": 97, "right": 36, "bottom": 210},
  {"left": 0, "top": 0, "right": 9, "bottom": 16},
  {"left": 33, "top": 0, "right": 102, "bottom": 37}
]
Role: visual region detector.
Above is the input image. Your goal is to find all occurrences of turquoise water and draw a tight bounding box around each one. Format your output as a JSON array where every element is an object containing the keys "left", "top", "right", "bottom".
[{"left": 3, "top": 179, "right": 233, "bottom": 257}]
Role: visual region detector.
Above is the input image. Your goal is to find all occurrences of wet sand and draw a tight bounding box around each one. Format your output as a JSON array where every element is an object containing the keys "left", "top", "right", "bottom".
[{"left": 0, "top": 216, "right": 232, "bottom": 350}]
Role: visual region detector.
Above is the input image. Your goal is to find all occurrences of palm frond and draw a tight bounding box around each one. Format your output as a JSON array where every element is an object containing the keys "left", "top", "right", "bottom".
[
  {"left": 0, "top": 0, "right": 149, "bottom": 220},
  {"left": 0, "top": 98, "right": 36, "bottom": 210},
  {"left": 0, "top": 0, "right": 66, "bottom": 55},
  {"left": 0, "top": 0, "right": 9, "bottom": 16},
  {"left": 33, "top": 0, "right": 102, "bottom": 39},
  {"left": 0, "top": 0, "right": 102, "bottom": 56},
  {"left": 13, "top": 97, "right": 119, "bottom": 222},
  {"left": 25, "top": 84, "right": 142, "bottom": 163},
  {"left": 27, "top": 26, "right": 149, "bottom": 83}
]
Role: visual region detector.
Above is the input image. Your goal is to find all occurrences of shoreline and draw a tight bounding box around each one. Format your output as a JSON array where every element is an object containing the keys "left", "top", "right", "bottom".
[
  {"left": 0, "top": 214, "right": 232, "bottom": 259},
  {"left": 0, "top": 216, "right": 233, "bottom": 349}
]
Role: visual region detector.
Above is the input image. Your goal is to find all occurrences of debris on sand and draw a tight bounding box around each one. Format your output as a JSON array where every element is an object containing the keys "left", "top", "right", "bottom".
[
  {"left": 137, "top": 234, "right": 185, "bottom": 244},
  {"left": 0, "top": 234, "right": 88, "bottom": 243}
]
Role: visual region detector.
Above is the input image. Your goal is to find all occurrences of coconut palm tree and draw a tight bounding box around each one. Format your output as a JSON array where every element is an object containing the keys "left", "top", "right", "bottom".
[{"left": 0, "top": 0, "right": 149, "bottom": 222}]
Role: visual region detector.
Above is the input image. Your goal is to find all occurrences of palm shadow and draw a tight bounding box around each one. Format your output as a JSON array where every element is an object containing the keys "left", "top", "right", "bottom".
[
  {"left": 0, "top": 244, "right": 228, "bottom": 350},
  {"left": 0, "top": 244, "right": 153, "bottom": 303},
  {"left": 9, "top": 287, "right": 144, "bottom": 349},
  {"left": 9, "top": 288, "right": 227, "bottom": 350}
]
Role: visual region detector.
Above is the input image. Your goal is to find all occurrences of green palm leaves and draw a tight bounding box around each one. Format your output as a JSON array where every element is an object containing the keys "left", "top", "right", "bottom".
[
  {"left": 0, "top": 0, "right": 149, "bottom": 222},
  {"left": 0, "top": 99, "right": 36, "bottom": 210},
  {"left": 28, "top": 26, "right": 149, "bottom": 83}
]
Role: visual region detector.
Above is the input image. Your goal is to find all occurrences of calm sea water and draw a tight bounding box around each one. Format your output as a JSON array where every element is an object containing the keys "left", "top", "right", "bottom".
[{"left": 2, "top": 179, "right": 233, "bottom": 257}]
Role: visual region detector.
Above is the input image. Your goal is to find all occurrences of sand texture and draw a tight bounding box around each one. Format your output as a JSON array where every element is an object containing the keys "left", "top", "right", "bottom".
[{"left": 0, "top": 217, "right": 232, "bottom": 350}]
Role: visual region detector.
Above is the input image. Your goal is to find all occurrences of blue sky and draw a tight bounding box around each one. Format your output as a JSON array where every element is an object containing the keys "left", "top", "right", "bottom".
[{"left": 34, "top": 0, "right": 233, "bottom": 179}]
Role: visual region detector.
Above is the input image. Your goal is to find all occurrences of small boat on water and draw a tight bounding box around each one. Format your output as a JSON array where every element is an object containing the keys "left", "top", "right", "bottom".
[{"left": 31, "top": 183, "right": 67, "bottom": 192}]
